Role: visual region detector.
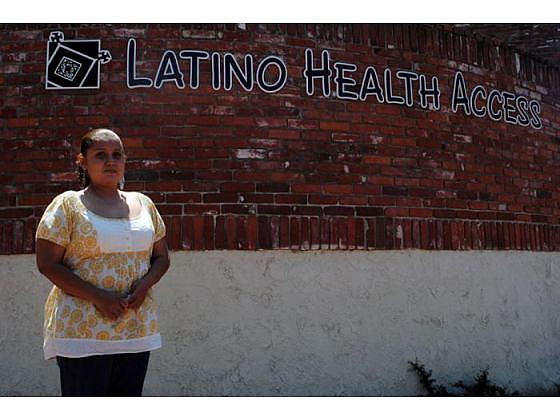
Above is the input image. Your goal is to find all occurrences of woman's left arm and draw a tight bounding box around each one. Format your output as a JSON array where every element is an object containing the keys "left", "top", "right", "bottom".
[{"left": 126, "top": 237, "right": 170, "bottom": 310}]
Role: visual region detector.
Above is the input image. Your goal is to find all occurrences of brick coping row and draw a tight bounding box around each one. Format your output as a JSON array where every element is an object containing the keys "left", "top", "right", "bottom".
[{"left": 3, "top": 216, "right": 559, "bottom": 254}]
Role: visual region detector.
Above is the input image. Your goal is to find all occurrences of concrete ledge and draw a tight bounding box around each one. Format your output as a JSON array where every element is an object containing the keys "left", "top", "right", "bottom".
[{"left": 1, "top": 250, "right": 559, "bottom": 395}]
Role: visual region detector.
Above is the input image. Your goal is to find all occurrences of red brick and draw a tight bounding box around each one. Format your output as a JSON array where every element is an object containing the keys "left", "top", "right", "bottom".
[
  {"left": 306, "top": 194, "right": 337, "bottom": 206},
  {"left": 464, "top": 221, "right": 472, "bottom": 250},
  {"left": 222, "top": 204, "right": 255, "bottom": 215},
  {"left": 0, "top": 208, "right": 33, "bottom": 218},
  {"left": 434, "top": 209, "right": 457, "bottom": 219},
  {"left": 204, "top": 215, "right": 215, "bottom": 250},
  {"left": 329, "top": 218, "right": 339, "bottom": 250},
  {"left": 471, "top": 222, "right": 480, "bottom": 250},
  {"left": 204, "top": 193, "right": 238, "bottom": 203},
  {"left": 319, "top": 121, "right": 350, "bottom": 131},
  {"left": 448, "top": 221, "right": 457, "bottom": 250},
  {"left": 224, "top": 215, "right": 236, "bottom": 250},
  {"left": 480, "top": 222, "right": 487, "bottom": 249},
  {"left": 385, "top": 208, "right": 409, "bottom": 217},
  {"left": 491, "top": 222, "right": 498, "bottom": 250},
  {"left": 482, "top": 223, "right": 491, "bottom": 249},
  {"left": 375, "top": 104, "right": 401, "bottom": 116},
  {"left": 257, "top": 216, "right": 270, "bottom": 249},
  {"left": 166, "top": 193, "right": 201, "bottom": 203},
  {"left": 526, "top": 224, "right": 533, "bottom": 250},
  {"left": 520, "top": 224, "right": 527, "bottom": 250},
  {"left": 386, "top": 218, "right": 395, "bottom": 249},
  {"left": 289, "top": 217, "right": 300, "bottom": 250},
  {"left": 147, "top": 183, "right": 183, "bottom": 193},
  {"left": 235, "top": 216, "right": 248, "bottom": 250},
  {"left": 11, "top": 220, "right": 23, "bottom": 254},
  {"left": 320, "top": 218, "right": 331, "bottom": 249},
  {"left": 236, "top": 171, "right": 269, "bottom": 182},
  {"left": 192, "top": 216, "right": 205, "bottom": 250},
  {"left": 323, "top": 184, "right": 353, "bottom": 194},
  {"left": 455, "top": 221, "right": 464, "bottom": 250},
  {"left": 279, "top": 216, "right": 290, "bottom": 249},
  {"left": 338, "top": 218, "right": 348, "bottom": 250},
  {"left": 393, "top": 220, "right": 403, "bottom": 249},
  {"left": 523, "top": 224, "right": 530, "bottom": 250},
  {"left": 374, "top": 218, "right": 385, "bottom": 249},
  {"left": 76, "top": 116, "right": 111, "bottom": 126},
  {"left": 268, "top": 129, "right": 301, "bottom": 140},
  {"left": 310, "top": 217, "right": 320, "bottom": 250},
  {"left": 443, "top": 221, "right": 451, "bottom": 249},
  {"left": 182, "top": 217, "right": 194, "bottom": 250},
  {"left": 300, "top": 217, "right": 311, "bottom": 250},
  {"left": 215, "top": 216, "right": 226, "bottom": 249},
  {"left": 409, "top": 208, "right": 433, "bottom": 218},
  {"left": 411, "top": 219, "right": 420, "bottom": 248},
  {"left": 288, "top": 119, "right": 319, "bottom": 130},
  {"left": 340, "top": 196, "right": 368, "bottom": 206},
  {"left": 266, "top": 216, "right": 278, "bottom": 249},
  {"left": 23, "top": 218, "right": 36, "bottom": 253},
  {"left": 427, "top": 221, "right": 436, "bottom": 249},
  {"left": 355, "top": 218, "right": 365, "bottom": 249},
  {"left": 255, "top": 118, "right": 287, "bottom": 127},
  {"left": 270, "top": 172, "right": 301, "bottom": 182},
  {"left": 242, "top": 215, "right": 255, "bottom": 250},
  {"left": 332, "top": 133, "right": 362, "bottom": 143},
  {"left": 256, "top": 183, "right": 290, "bottom": 193},
  {"left": 244, "top": 193, "right": 273, "bottom": 203},
  {"left": 275, "top": 194, "right": 307, "bottom": 204},
  {"left": 510, "top": 223, "right": 517, "bottom": 250},
  {"left": 18, "top": 194, "right": 53, "bottom": 206},
  {"left": 369, "top": 197, "right": 396, "bottom": 207},
  {"left": 531, "top": 225, "right": 538, "bottom": 251},
  {"left": 184, "top": 204, "right": 219, "bottom": 215},
  {"left": 363, "top": 156, "right": 391, "bottom": 165},
  {"left": 365, "top": 218, "right": 375, "bottom": 249},
  {"left": 163, "top": 216, "right": 181, "bottom": 250},
  {"left": 7, "top": 118, "right": 39, "bottom": 128},
  {"left": 324, "top": 207, "right": 354, "bottom": 216}
]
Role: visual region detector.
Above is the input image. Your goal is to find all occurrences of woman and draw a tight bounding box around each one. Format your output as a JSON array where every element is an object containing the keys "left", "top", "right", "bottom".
[{"left": 35, "top": 128, "right": 170, "bottom": 396}]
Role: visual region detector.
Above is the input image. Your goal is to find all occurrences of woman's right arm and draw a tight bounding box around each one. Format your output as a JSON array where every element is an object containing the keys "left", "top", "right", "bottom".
[{"left": 36, "top": 238, "right": 126, "bottom": 319}]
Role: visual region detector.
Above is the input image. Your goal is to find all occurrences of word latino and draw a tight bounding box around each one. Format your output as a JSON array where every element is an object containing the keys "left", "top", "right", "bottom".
[{"left": 127, "top": 39, "right": 287, "bottom": 93}]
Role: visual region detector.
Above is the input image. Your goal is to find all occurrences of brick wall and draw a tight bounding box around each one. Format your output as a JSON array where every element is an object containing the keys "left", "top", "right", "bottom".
[{"left": 1, "top": 23, "right": 560, "bottom": 254}]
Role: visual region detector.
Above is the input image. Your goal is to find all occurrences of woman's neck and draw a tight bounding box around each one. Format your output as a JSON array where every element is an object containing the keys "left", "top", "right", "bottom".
[{"left": 86, "top": 184, "right": 121, "bottom": 201}]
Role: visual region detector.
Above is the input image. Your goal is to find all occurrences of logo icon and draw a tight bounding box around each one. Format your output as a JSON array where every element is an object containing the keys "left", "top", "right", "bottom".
[{"left": 45, "top": 31, "right": 112, "bottom": 89}]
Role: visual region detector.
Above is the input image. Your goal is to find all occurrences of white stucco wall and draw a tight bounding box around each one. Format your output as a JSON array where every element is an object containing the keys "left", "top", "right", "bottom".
[{"left": 1, "top": 250, "right": 559, "bottom": 396}]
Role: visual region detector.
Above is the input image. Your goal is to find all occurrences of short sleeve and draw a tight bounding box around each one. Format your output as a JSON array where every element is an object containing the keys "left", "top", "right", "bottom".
[
  {"left": 141, "top": 193, "right": 166, "bottom": 243},
  {"left": 35, "top": 192, "right": 73, "bottom": 248}
]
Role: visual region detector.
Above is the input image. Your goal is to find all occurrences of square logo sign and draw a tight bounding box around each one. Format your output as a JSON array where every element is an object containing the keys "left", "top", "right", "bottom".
[{"left": 45, "top": 31, "right": 111, "bottom": 89}]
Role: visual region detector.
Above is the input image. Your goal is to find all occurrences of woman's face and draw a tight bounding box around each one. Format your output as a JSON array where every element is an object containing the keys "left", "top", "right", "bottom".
[{"left": 81, "top": 137, "right": 126, "bottom": 188}]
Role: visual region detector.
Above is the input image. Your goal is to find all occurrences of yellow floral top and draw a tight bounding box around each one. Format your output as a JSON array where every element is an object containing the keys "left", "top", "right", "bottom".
[{"left": 35, "top": 190, "right": 166, "bottom": 360}]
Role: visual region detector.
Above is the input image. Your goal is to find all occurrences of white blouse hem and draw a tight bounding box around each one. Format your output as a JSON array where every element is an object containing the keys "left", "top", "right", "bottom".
[{"left": 44, "top": 334, "right": 162, "bottom": 360}]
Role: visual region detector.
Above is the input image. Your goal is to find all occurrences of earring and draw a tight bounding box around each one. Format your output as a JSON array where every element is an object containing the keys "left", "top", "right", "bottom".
[
  {"left": 119, "top": 176, "right": 125, "bottom": 190},
  {"left": 79, "top": 167, "right": 88, "bottom": 186}
]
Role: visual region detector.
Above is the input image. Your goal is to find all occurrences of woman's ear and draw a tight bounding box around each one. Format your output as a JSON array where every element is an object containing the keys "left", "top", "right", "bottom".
[{"left": 75, "top": 153, "right": 86, "bottom": 169}]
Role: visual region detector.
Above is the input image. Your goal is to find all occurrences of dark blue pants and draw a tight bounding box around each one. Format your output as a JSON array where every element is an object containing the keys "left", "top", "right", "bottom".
[{"left": 56, "top": 352, "right": 150, "bottom": 397}]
